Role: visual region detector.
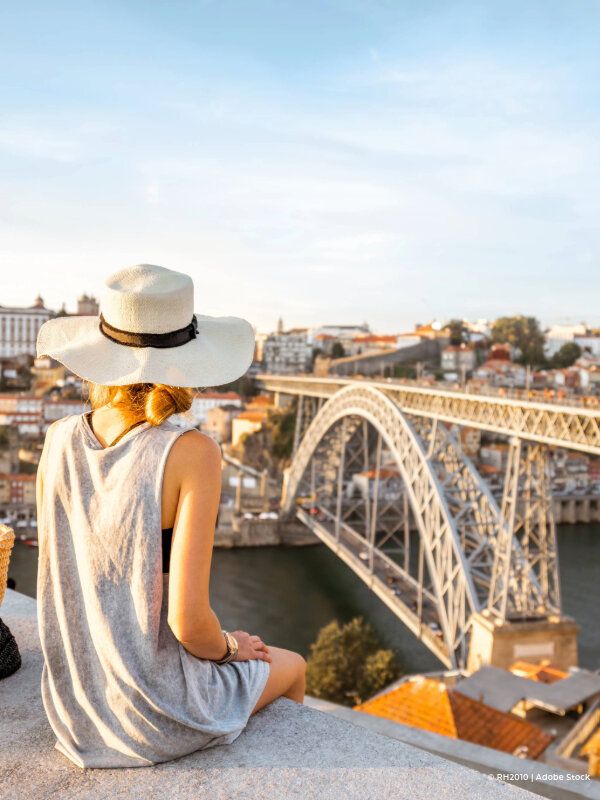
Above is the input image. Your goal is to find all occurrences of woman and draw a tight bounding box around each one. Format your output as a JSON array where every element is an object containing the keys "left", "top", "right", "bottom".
[{"left": 35, "top": 264, "right": 305, "bottom": 768}]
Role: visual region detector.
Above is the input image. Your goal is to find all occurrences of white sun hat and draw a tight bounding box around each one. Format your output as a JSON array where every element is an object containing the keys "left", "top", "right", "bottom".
[{"left": 36, "top": 264, "right": 256, "bottom": 388}]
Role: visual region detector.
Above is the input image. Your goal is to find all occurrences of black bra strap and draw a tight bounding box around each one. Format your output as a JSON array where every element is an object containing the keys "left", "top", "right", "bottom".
[
  {"left": 108, "top": 419, "right": 147, "bottom": 447},
  {"left": 87, "top": 412, "right": 146, "bottom": 448}
]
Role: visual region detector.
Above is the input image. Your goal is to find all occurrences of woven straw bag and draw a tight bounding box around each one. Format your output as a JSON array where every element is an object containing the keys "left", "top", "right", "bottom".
[
  {"left": 0, "top": 524, "right": 21, "bottom": 679},
  {"left": 0, "top": 524, "right": 15, "bottom": 609}
]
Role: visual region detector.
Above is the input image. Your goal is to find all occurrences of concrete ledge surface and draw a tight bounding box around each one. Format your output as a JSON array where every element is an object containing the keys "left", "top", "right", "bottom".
[{"left": 0, "top": 590, "right": 538, "bottom": 799}]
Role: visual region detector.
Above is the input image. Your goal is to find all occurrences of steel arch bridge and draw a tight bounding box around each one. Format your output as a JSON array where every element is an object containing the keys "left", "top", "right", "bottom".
[{"left": 255, "top": 375, "right": 589, "bottom": 669}]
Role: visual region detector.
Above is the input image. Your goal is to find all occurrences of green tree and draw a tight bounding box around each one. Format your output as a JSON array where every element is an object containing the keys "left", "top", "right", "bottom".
[
  {"left": 305, "top": 617, "right": 402, "bottom": 706},
  {"left": 271, "top": 406, "right": 296, "bottom": 461},
  {"left": 447, "top": 319, "right": 467, "bottom": 346},
  {"left": 491, "top": 315, "right": 546, "bottom": 366},
  {"left": 331, "top": 342, "right": 346, "bottom": 359},
  {"left": 393, "top": 364, "right": 417, "bottom": 379},
  {"left": 551, "top": 342, "right": 582, "bottom": 369}
]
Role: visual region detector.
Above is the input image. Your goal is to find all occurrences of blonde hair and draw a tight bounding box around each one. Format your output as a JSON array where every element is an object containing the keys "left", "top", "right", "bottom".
[{"left": 83, "top": 381, "right": 194, "bottom": 427}]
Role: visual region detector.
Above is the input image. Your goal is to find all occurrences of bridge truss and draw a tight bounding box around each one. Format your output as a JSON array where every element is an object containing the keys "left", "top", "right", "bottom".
[{"left": 280, "top": 383, "right": 564, "bottom": 668}]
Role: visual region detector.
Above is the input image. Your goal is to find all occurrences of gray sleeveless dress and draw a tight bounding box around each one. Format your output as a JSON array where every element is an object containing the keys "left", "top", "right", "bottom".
[{"left": 36, "top": 413, "right": 270, "bottom": 768}]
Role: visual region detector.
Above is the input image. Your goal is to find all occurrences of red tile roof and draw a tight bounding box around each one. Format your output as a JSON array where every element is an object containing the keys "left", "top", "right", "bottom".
[
  {"left": 509, "top": 660, "right": 569, "bottom": 684},
  {"left": 234, "top": 411, "right": 267, "bottom": 423},
  {"left": 353, "top": 335, "right": 397, "bottom": 344},
  {"left": 354, "top": 676, "right": 553, "bottom": 759}
]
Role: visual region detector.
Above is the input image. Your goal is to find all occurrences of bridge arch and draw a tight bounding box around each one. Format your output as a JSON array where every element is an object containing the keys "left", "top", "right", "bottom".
[{"left": 282, "top": 384, "right": 484, "bottom": 667}]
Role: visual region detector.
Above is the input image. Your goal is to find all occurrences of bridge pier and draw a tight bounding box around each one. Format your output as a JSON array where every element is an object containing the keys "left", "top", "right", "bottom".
[
  {"left": 467, "top": 611, "right": 579, "bottom": 673},
  {"left": 489, "top": 439, "right": 561, "bottom": 620}
]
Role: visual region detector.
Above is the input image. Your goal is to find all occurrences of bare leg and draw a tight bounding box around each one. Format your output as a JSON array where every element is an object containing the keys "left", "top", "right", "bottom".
[{"left": 251, "top": 645, "right": 306, "bottom": 714}]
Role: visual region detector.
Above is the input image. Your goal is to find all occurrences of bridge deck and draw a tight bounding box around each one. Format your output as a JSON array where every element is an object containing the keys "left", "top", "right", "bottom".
[
  {"left": 257, "top": 374, "right": 600, "bottom": 455},
  {"left": 297, "top": 507, "right": 451, "bottom": 667}
]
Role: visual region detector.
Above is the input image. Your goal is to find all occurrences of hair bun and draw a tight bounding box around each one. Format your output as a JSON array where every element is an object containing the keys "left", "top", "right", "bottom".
[{"left": 145, "top": 385, "right": 193, "bottom": 426}]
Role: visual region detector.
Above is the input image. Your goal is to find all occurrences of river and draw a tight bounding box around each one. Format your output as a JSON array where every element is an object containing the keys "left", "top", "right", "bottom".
[{"left": 6, "top": 524, "right": 600, "bottom": 673}]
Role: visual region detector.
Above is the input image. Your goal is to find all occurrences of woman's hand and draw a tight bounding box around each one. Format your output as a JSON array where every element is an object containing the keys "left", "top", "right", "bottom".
[{"left": 231, "top": 630, "right": 271, "bottom": 663}]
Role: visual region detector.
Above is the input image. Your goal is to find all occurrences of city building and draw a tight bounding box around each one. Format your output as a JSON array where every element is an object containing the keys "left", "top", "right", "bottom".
[
  {"left": 464, "top": 319, "right": 492, "bottom": 341},
  {"left": 307, "top": 324, "right": 370, "bottom": 345},
  {"left": 261, "top": 330, "right": 309, "bottom": 374},
  {"left": 43, "top": 398, "right": 89, "bottom": 425},
  {"left": 232, "top": 410, "right": 268, "bottom": 447},
  {"left": 545, "top": 322, "right": 600, "bottom": 359},
  {"left": 410, "top": 321, "right": 446, "bottom": 340},
  {"left": 204, "top": 404, "right": 242, "bottom": 443},
  {"left": 545, "top": 323, "right": 588, "bottom": 357},
  {"left": 31, "top": 356, "right": 68, "bottom": 396},
  {"left": 354, "top": 675, "right": 553, "bottom": 759},
  {"left": 351, "top": 467, "right": 403, "bottom": 501},
  {"left": 344, "top": 334, "right": 399, "bottom": 358},
  {"left": 76, "top": 294, "right": 99, "bottom": 315},
  {"left": 479, "top": 443, "right": 510, "bottom": 472},
  {"left": 441, "top": 345, "right": 476, "bottom": 375},
  {"left": 171, "top": 390, "right": 243, "bottom": 428},
  {"left": 0, "top": 472, "right": 37, "bottom": 505},
  {"left": 460, "top": 427, "right": 481, "bottom": 457},
  {"left": 0, "top": 358, "right": 25, "bottom": 388},
  {"left": 0, "top": 394, "right": 89, "bottom": 435},
  {"left": 0, "top": 296, "right": 54, "bottom": 358},
  {"left": 472, "top": 345, "right": 526, "bottom": 388},
  {"left": 0, "top": 395, "right": 44, "bottom": 436}
]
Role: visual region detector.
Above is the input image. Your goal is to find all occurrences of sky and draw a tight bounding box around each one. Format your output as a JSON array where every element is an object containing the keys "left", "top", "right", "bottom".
[{"left": 1, "top": 0, "right": 599, "bottom": 333}]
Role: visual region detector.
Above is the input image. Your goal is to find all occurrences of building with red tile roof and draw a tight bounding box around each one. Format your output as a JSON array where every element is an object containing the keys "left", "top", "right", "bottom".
[
  {"left": 510, "top": 660, "right": 569, "bottom": 685},
  {"left": 354, "top": 676, "right": 553, "bottom": 759}
]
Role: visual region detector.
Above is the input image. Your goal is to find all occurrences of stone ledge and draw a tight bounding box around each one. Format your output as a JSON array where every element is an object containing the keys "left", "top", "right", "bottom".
[
  {"left": 0, "top": 590, "right": 537, "bottom": 799},
  {"left": 306, "top": 697, "right": 600, "bottom": 800}
]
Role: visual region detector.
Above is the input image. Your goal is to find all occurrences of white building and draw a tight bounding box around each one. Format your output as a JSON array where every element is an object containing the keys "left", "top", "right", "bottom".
[
  {"left": 545, "top": 323, "right": 588, "bottom": 357},
  {"left": 0, "top": 394, "right": 44, "bottom": 436},
  {"left": 261, "top": 331, "right": 309, "bottom": 374},
  {"left": 441, "top": 345, "right": 476, "bottom": 373},
  {"left": 0, "top": 296, "right": 54, "bottom": 358},
  {"left": 573, "top": 335, "right": 600, "bottom": 359},
  {"left": 77, "top": 294, "right": 99, "bottom": 315},
  {"left": 171, "top": 390, "right": 243, "bottom": 428},
  {"left": 307, "top": 324, "right": 370, "bottom": 345},
  {"left": 43, "top": 398, "right": 89, "bottom": 424}
]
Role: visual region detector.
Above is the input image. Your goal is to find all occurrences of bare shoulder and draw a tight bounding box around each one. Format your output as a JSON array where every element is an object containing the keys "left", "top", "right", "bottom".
[{"left": 167, "top": 429, "right": 222, "bottom": 477}]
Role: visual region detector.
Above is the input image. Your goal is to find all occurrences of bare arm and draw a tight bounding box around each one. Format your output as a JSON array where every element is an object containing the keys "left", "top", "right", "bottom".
[
  {"left": 36, "top": 421, "right": 58, "bottom": 534},
  {"left": 165, "top": 431, "right": 270, "bottom": 664},
  {"left": 167, "top": 431, "right": 229, "bottom": 659}
]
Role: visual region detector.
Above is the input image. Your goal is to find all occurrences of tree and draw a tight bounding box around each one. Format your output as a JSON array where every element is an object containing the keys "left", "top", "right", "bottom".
[
  {"left": 447, "top": 319, "right": 468, "bottom": 346},
  {"left": 491, "top": 315, "right": 546, "bottom": 366},
  {"left": 271, "top": 405, "right": 296, "bottom": 461},
  {"left": 393, "top": 364, "right": 417, "bottom": 379},
  {"left": 331, "top": 342, "right": 346, "bottom": 359},
  {"left": 551, "top": 342, "right": 581, "bottom": 369},
  {"left": 305, "top": 617, "right": 402, "bottom": 706},
  {"left": 311, "top": 346, "right": 325, "bottom": 362}
]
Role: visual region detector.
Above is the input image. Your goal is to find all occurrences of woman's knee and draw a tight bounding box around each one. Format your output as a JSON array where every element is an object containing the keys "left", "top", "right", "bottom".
[
  {"left": 271, "top": 646, "right": 305, "bottom": 679},
  {"left": 288, "top": 649, "right": 306, "bottom": 676},
  {"left": 250, "top": 646, "right": 306, "bottom": 714}
]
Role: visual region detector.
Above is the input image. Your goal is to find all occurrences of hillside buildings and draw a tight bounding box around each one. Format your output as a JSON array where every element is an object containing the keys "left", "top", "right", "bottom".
[
  {"left": 545, "top": 323, "right": 600, "bottom": 359},
  {"left": 261, "top": 329, "right": 310, "bottom": 374},
  {"left": 0, "top": 296, "right": 54, "bottom": 358},
  {"left": 171, "top": 390, "right": 243, "bottom": 428}
]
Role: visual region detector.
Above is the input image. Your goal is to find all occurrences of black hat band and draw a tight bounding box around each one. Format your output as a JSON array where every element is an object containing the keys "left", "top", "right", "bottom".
[{"left": 99, "top": 314, "right": 199, "bottom": 349}]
